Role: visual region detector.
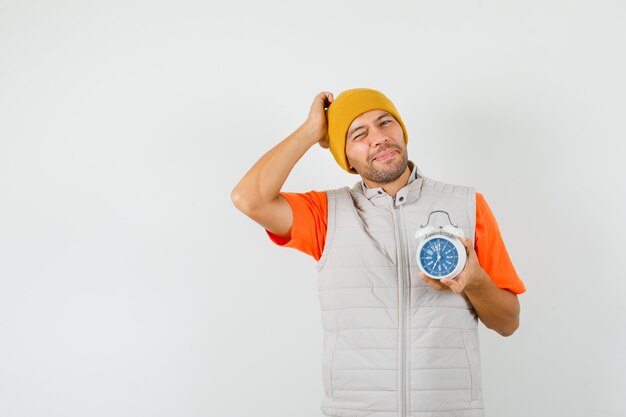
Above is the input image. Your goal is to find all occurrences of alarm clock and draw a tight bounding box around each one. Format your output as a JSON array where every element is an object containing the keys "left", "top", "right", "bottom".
[{"left": 415, "top": 210, "right": 467, "bottom": 280}]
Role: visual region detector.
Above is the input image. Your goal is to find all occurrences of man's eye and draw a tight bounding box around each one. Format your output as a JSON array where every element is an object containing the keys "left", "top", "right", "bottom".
[
  {"left": 381, "top": 120, "right": 391, "bottom": 126},
  {"left": 352, "top": 134, "right": 363, "bottom": 141}
]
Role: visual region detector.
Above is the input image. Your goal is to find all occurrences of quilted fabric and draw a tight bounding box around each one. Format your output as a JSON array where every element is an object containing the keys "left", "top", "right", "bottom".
[{"left": 316, "top": 170, "right": 484, "bottom": 417}]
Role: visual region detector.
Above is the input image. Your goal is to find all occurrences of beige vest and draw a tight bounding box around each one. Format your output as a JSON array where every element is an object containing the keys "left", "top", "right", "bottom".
[{"left": 317, "top": 165, "right": 483, "bottom": 417}]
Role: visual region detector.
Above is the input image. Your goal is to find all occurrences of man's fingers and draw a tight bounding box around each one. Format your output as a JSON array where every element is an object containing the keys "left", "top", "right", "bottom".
[
  {"left": 441, "top": 277, "right": 464, "bottom": 294},
  {"left": 458, "top": 236, "right": 471, "bottom": 252},
  {"left": 312, "top": 92, "right": 333, "bottom": 112},
  {"left": 318, "top": 91, "right": 334, "bottom": 108},
  {"left": 458, "top": 236, "right": 476, "bottom": 258}
]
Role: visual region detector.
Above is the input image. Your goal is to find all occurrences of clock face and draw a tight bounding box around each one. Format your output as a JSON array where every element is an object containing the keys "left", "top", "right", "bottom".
[{"left": 419, "top": 237, "right": 460, "bottom": 278}]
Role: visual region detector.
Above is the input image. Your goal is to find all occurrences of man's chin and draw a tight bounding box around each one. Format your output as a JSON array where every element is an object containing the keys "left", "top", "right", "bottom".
[
  {"left": 365, "top": 166, "right": 407, "bottom": 184},
  {"left": 350, "top": 155, "right": 408, "bottom": 182}
]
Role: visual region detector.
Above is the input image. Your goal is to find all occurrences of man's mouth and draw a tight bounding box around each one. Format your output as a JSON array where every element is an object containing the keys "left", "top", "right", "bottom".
[{"left": 372, "top": 149, "right": 397, "bottom": 162}]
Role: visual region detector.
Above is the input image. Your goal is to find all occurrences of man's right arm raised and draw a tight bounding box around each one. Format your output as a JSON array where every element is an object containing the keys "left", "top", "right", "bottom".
[{"left": 231, "top": 92, "right": 334, "bottom": 239}]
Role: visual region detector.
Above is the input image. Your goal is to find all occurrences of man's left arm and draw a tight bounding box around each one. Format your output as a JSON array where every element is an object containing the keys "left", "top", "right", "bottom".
[{"left": 419, "top": 238, "right": 520, "bottom": 336}]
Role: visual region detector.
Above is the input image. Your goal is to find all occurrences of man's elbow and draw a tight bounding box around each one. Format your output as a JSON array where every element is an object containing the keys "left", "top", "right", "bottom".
[
  {"left": 231, "top": 186, "right": 258, "bottom": 215},
  {"left": 494, "top": 317, "right": 519, "bottom": 337},
  {"left": 495, "top": 291, "right": 521, "bottom": 337},
  {"left": 231, "top": 187, "right": 247, "bottom": 212},
  {"left": 497, "top": 327, "right": 517, "bottom": 338}
]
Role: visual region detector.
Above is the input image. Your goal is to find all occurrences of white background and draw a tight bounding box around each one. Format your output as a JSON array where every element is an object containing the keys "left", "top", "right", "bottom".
[{"left": 1, "top": 1, "right": 625, "bottom": 416}]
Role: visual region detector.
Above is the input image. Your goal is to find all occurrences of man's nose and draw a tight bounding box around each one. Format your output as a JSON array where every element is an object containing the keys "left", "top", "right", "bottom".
[{"left": 369, "top": 126, "right": 388, "bottom": 147}]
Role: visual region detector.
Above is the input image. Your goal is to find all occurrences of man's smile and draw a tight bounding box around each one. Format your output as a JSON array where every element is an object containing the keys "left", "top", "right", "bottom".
[{"left": 372, "top": 149, "right": 399, "bottom": 162}]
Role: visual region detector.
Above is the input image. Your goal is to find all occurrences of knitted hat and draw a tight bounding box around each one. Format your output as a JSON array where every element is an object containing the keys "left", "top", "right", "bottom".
[{"left": 327, "top": 88, "right": 408, "bottom": 174}]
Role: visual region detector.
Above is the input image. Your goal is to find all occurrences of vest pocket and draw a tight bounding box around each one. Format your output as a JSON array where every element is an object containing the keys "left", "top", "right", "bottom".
[
  {"left": 461, "top": 331, "right": 482, "bottom": 401},
  {"left": 322, "top": 331, "right": 338, "bottom": 399}
]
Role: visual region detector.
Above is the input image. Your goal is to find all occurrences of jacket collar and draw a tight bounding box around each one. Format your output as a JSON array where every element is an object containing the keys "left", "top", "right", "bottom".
[{"left": 354, "top": 160, "right": 423, "bottom": 207}]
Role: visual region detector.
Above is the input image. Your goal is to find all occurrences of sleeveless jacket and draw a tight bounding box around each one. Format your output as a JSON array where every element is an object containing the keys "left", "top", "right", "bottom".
[{"left": 316, "top": 164, "right": 483, "bottom": 417}]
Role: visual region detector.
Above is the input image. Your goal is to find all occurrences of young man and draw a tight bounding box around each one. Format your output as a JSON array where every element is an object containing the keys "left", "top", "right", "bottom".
[{"left": 232, "top": 88, "right": 525, "bottom": 417}]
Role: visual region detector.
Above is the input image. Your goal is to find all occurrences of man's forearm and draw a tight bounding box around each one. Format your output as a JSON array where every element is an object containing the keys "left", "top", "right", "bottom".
[
  {"left": 464, "top": 270, "right": 520, "bottom": 337},
  {"left": 232, "top": 122, "right": 319, "bottom": 212}
]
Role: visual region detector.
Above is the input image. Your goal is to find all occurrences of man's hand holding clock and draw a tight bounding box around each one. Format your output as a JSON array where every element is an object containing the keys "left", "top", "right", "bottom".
[{"left": 419, "top": 236, "right": 490, "bottom": 295}]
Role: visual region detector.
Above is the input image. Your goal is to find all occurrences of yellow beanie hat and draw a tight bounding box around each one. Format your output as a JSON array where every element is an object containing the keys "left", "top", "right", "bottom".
[{"left": 327, "top": 88, "right": 408, "bottom": 174}]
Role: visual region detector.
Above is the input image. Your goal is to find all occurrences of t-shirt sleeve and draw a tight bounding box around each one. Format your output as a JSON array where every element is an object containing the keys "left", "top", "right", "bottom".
[
  {"left": 265, "top": 191, "right": 328, "bottom": 261},
  {"left": 474, "top": 192, "right": 526, "bottom": 294}
]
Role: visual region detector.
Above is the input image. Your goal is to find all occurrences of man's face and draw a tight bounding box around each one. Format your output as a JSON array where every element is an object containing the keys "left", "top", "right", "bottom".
[{"left": 345, "top": 109, "right": 408, "bottom": 184}]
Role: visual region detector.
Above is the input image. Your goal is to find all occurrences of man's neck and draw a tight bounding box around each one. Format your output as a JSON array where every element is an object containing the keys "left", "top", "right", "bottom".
[{"left": 362, "top": 166, "right": 412, "bottom": 197}]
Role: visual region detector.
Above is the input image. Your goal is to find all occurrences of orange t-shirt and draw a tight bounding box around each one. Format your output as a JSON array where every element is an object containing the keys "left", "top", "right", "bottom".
[{"left": 267, "top": 191, "right": 526, "bottom": 295}]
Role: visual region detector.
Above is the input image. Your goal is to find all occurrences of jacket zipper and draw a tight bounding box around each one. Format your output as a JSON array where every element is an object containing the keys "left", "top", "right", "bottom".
[{"left": 392, "top": 197, "right": 409, "bottom": 417}]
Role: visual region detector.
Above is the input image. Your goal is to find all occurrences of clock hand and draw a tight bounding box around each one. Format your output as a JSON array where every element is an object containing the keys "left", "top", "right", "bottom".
[{"left": 433, "top": 250, "right": 442, "bottom": 267}]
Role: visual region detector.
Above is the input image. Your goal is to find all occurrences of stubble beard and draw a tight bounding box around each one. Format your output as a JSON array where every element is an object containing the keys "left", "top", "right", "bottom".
[{"left": 349, "top": 147, "right": 409, "bottom": 185}]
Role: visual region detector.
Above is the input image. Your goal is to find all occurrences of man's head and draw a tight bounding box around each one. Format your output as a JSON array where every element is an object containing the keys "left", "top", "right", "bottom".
[{"left": 327, "top": 88, "right": 409, "bottom": 183}]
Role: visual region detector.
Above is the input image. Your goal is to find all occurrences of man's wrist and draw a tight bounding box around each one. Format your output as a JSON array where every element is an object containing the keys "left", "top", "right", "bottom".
[
  {"left": 299, "top": 120, "right": 325, "bottom": 146},
  {"left": 463, "top": 268, "right": 492, "bottom": 295}
]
